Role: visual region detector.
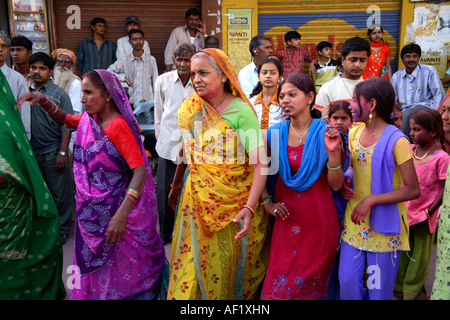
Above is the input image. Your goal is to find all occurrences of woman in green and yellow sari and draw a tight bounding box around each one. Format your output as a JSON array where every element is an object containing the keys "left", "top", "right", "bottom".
[
  {"left": 167, "top": 49, "right": 270, "bottom": 300},
  {"left": 0, "top": 69, "right": 65, "bottom": 299}
]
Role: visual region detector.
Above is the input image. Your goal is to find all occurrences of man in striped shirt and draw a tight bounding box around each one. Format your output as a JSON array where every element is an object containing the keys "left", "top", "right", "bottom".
[
  {"left": 391, "top": 43, "right": 445, "bottom": 136},
  {"left": 76, "top": 17, "right": 116, "bottom": 75}
]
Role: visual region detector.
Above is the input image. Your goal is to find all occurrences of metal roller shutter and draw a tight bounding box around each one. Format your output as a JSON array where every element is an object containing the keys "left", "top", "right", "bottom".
[
  {"left": 258, "top": 0, "right": 401, "bottom": 72},
  {"left": 51, "top": 0, "right": 201, "bottom": 75}
]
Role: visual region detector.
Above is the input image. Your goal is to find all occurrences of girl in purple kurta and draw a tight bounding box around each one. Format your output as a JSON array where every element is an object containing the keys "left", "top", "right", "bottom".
[{"left": 21, "top": 70, "right": 166, "bottom": 300}]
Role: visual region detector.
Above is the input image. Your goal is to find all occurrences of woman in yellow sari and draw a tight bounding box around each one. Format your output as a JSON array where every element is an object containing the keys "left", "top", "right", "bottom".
[{"left": 167, "top": 49, "right": 270, "bottom": 300}]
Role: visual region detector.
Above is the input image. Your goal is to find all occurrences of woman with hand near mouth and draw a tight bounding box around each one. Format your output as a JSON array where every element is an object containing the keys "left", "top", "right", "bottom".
[
  {"left": 339, "top": 77, "right": 420, "bottom": 300},
  {"left": 260, "top": 73, "right": 345, "bottom": 300}
]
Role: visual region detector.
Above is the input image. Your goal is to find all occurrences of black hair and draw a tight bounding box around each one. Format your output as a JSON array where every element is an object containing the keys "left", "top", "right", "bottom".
[
  {"left": 367, "top": 24, "right": 384, "bottom": 42},
  {"left": 410, "top": 108, "right": 444, "bottom": 146},
  {"left": 90, "top": 17, "right": 106, "bottom": 27},
  {"left": 249, "top": 58, "right": 284, "bottom": 98},
  {"left": 317, "top": 41, "right": 332, "bottom": 53},
  {"left": 29, "top": 52, "right": 55, "bottom": 70},
  {"left": 341, "top": 36, "right": 371, "bottom": 59},
  {"left": 128, "top": 28, "right": 144, "bottom": 39},
  {"left": 186, "top": 8, "right": 201, "bottom": 19},
  {"left": 11, "top": 35, "right": 33, "bottom": 51},
  {"left": 400, "top": 43, "right": 421, "bottom": 59},
  {"left": 328, "top": 100, "right": 352, "bottom": 119},
  {"left": 284, "top": 30, "right": 301, "bottom": 43},
  {"left": 354, "top": 77, "right": 396, "bottom": 124},
  {"left": 249, "top": 34, "right": 272, "bottom": 57},
  {"left": 278, "top": 73, "right": 322, "bottom": 119}
]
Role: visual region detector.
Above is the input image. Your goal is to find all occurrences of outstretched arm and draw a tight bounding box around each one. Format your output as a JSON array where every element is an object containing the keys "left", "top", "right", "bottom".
[{"left": 19, "top": 92, "right": 67, "bottom": 126}]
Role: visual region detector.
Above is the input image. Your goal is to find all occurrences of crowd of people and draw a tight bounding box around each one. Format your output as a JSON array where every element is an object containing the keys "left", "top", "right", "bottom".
[{"left": 1, "top": 7, "right": 450, "bottom": 301}]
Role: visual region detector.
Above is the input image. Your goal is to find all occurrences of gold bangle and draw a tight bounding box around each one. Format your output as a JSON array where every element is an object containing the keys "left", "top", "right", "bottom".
[
  {"left": 127, "top": 187, "right": 140, "bottom": 197},
  {"left": 242, "top": 205, "right": 255, "bottom": 218},
  {"left": 425, "top": 208, "right": 431, "bottom": 219}
]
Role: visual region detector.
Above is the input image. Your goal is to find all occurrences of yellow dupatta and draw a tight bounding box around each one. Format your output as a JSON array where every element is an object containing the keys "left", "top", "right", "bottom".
[{"left": 168, "top": 49, "right": 269, "bottom": 300}]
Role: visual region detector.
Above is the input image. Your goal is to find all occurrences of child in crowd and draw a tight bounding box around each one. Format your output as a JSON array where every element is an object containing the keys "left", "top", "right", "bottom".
[
  {"left": 392, "top": 103, "right": 403, "bottom": 130},
  {"left": 312, "top": 41, "right": 338, "bottom": 93},
  {"left": 276, "top": 30, "right": 316, "bottom": 78},
  {"left": 249, "top": 58, "right": 284, "bottom": 138},
  {"left": 394, "top": 109, "right": 450, "bottom": 300},
  {"left": 329, "top": 100, "right": 352, "bottom": 179},
  {"left": 363, "top": 24, "right": 392, "bottom": 80},
  {"left": 326, "top": 100, "right": 353, "bottom": 300},
  {"left": 339, "top": 77, "right": 420, "bottom": 300}
]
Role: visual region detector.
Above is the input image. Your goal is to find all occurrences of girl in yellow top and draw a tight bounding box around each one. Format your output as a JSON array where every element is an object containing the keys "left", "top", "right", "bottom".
[{"left": 339, "top": 77, "right": 420, "bottom": 300}]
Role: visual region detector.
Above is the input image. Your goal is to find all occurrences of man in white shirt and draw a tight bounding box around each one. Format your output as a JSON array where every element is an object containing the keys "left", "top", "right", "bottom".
[
  {"left": 108, "top": 29, "right": 159, "bottom": 107},
  {"left": 154, "top": 42, "right": 196, "bottom": 244},
  {"left": 164, "top": 8, "right": 205, "bottom": 72},
  {"left": 116, "top": 16, "right": 151, "bottom": 60},
  {"left": 0, "top": 30, "right": 31, "bottom": 138},
  {"left": 315, "top": 37, "right": 371, "bottom": 119},
  {"left": 238, "top": 35, "right": 273, "bottom": 98}
]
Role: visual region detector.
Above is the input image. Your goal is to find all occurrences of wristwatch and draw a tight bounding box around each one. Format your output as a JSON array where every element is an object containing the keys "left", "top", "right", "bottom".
[{"left": 59, "top": 151, "right": 66, "bottom": 156}]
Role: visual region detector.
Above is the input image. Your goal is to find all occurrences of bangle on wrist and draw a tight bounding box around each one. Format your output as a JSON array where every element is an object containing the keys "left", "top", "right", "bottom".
[
  {"left": 326, "top": 161, "right": 341, "bottom": 170},
  {"left": 170, "top": 182, "right": 181, "bottom": 190},
  {"left": 127, "top": 187, "right": 140, "bottom": 198},
  {"left": 47, "top": 104, "right": 59, "bottom": 115},
  {"left": 113, "top": 214, "right": 127, "bottom": 222},
  {"left": 125, "top": 194, "right": 137, "bottom": 203},
  {"left": 241, "top": 205, "right": 255, "bottom": 218},
  {"left": 425, "top": 208, "right": 431, "bottom": 219},
  {"left": 260, "top": 195, "right": 272, "bottom": 205}
]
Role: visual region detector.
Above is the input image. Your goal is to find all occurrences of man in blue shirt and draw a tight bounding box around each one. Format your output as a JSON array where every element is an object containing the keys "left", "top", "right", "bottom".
[
  {"left": 391, "top": 43, "right": 445, "bottom": 136},
  {"left": 76, "top": 17, "right": 116, "bottom": 75}
]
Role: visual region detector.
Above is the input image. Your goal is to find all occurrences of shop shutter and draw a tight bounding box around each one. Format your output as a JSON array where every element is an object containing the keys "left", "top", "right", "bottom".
[
  {"left": 51, "top": 0, "right": 201, "bottom": 75},
  {"left": 258, "top": 0, "right": 401, "bottom": 72}
]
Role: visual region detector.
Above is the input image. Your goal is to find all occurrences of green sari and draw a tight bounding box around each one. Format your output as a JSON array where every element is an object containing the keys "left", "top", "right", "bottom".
[{"left": 0, "top": 70, "right": 65, "bottom": 299}]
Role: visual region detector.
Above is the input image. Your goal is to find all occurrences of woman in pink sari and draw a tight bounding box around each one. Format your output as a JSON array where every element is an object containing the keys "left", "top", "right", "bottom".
[{"left": 21, "top": 70, "right": 166, "bottom": 300}]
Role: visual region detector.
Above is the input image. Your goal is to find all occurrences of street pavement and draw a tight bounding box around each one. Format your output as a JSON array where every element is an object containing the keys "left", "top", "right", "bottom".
[{"left": 61, "top": 225, "right": 437, "bottom": 300}]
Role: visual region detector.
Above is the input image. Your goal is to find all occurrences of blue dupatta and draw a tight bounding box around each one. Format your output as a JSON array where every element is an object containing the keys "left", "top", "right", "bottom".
[{"left": 267, "top": 118, "right": 329, "bottom": 192}]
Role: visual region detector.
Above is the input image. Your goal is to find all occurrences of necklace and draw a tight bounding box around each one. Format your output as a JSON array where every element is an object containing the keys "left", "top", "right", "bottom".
[
  {"left": 341, "top": 76, "right": 353, "bottom": 97},
  {"left": 413, "top": 143, "right": 436, "bottom": 160},
  {"left": 290, "top": 120, "right": 311, "bottom": 145},
  {"left": 414, "top": 143, "right": 437, "bottom": 160},
  {"left": 214, "top": 93, "right": 228, "bottom": 111}
]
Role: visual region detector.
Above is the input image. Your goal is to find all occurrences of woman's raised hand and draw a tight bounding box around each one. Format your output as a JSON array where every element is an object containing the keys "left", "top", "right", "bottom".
[{"left": 324, "top": 125, "right": 342, "bottom": 153}]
